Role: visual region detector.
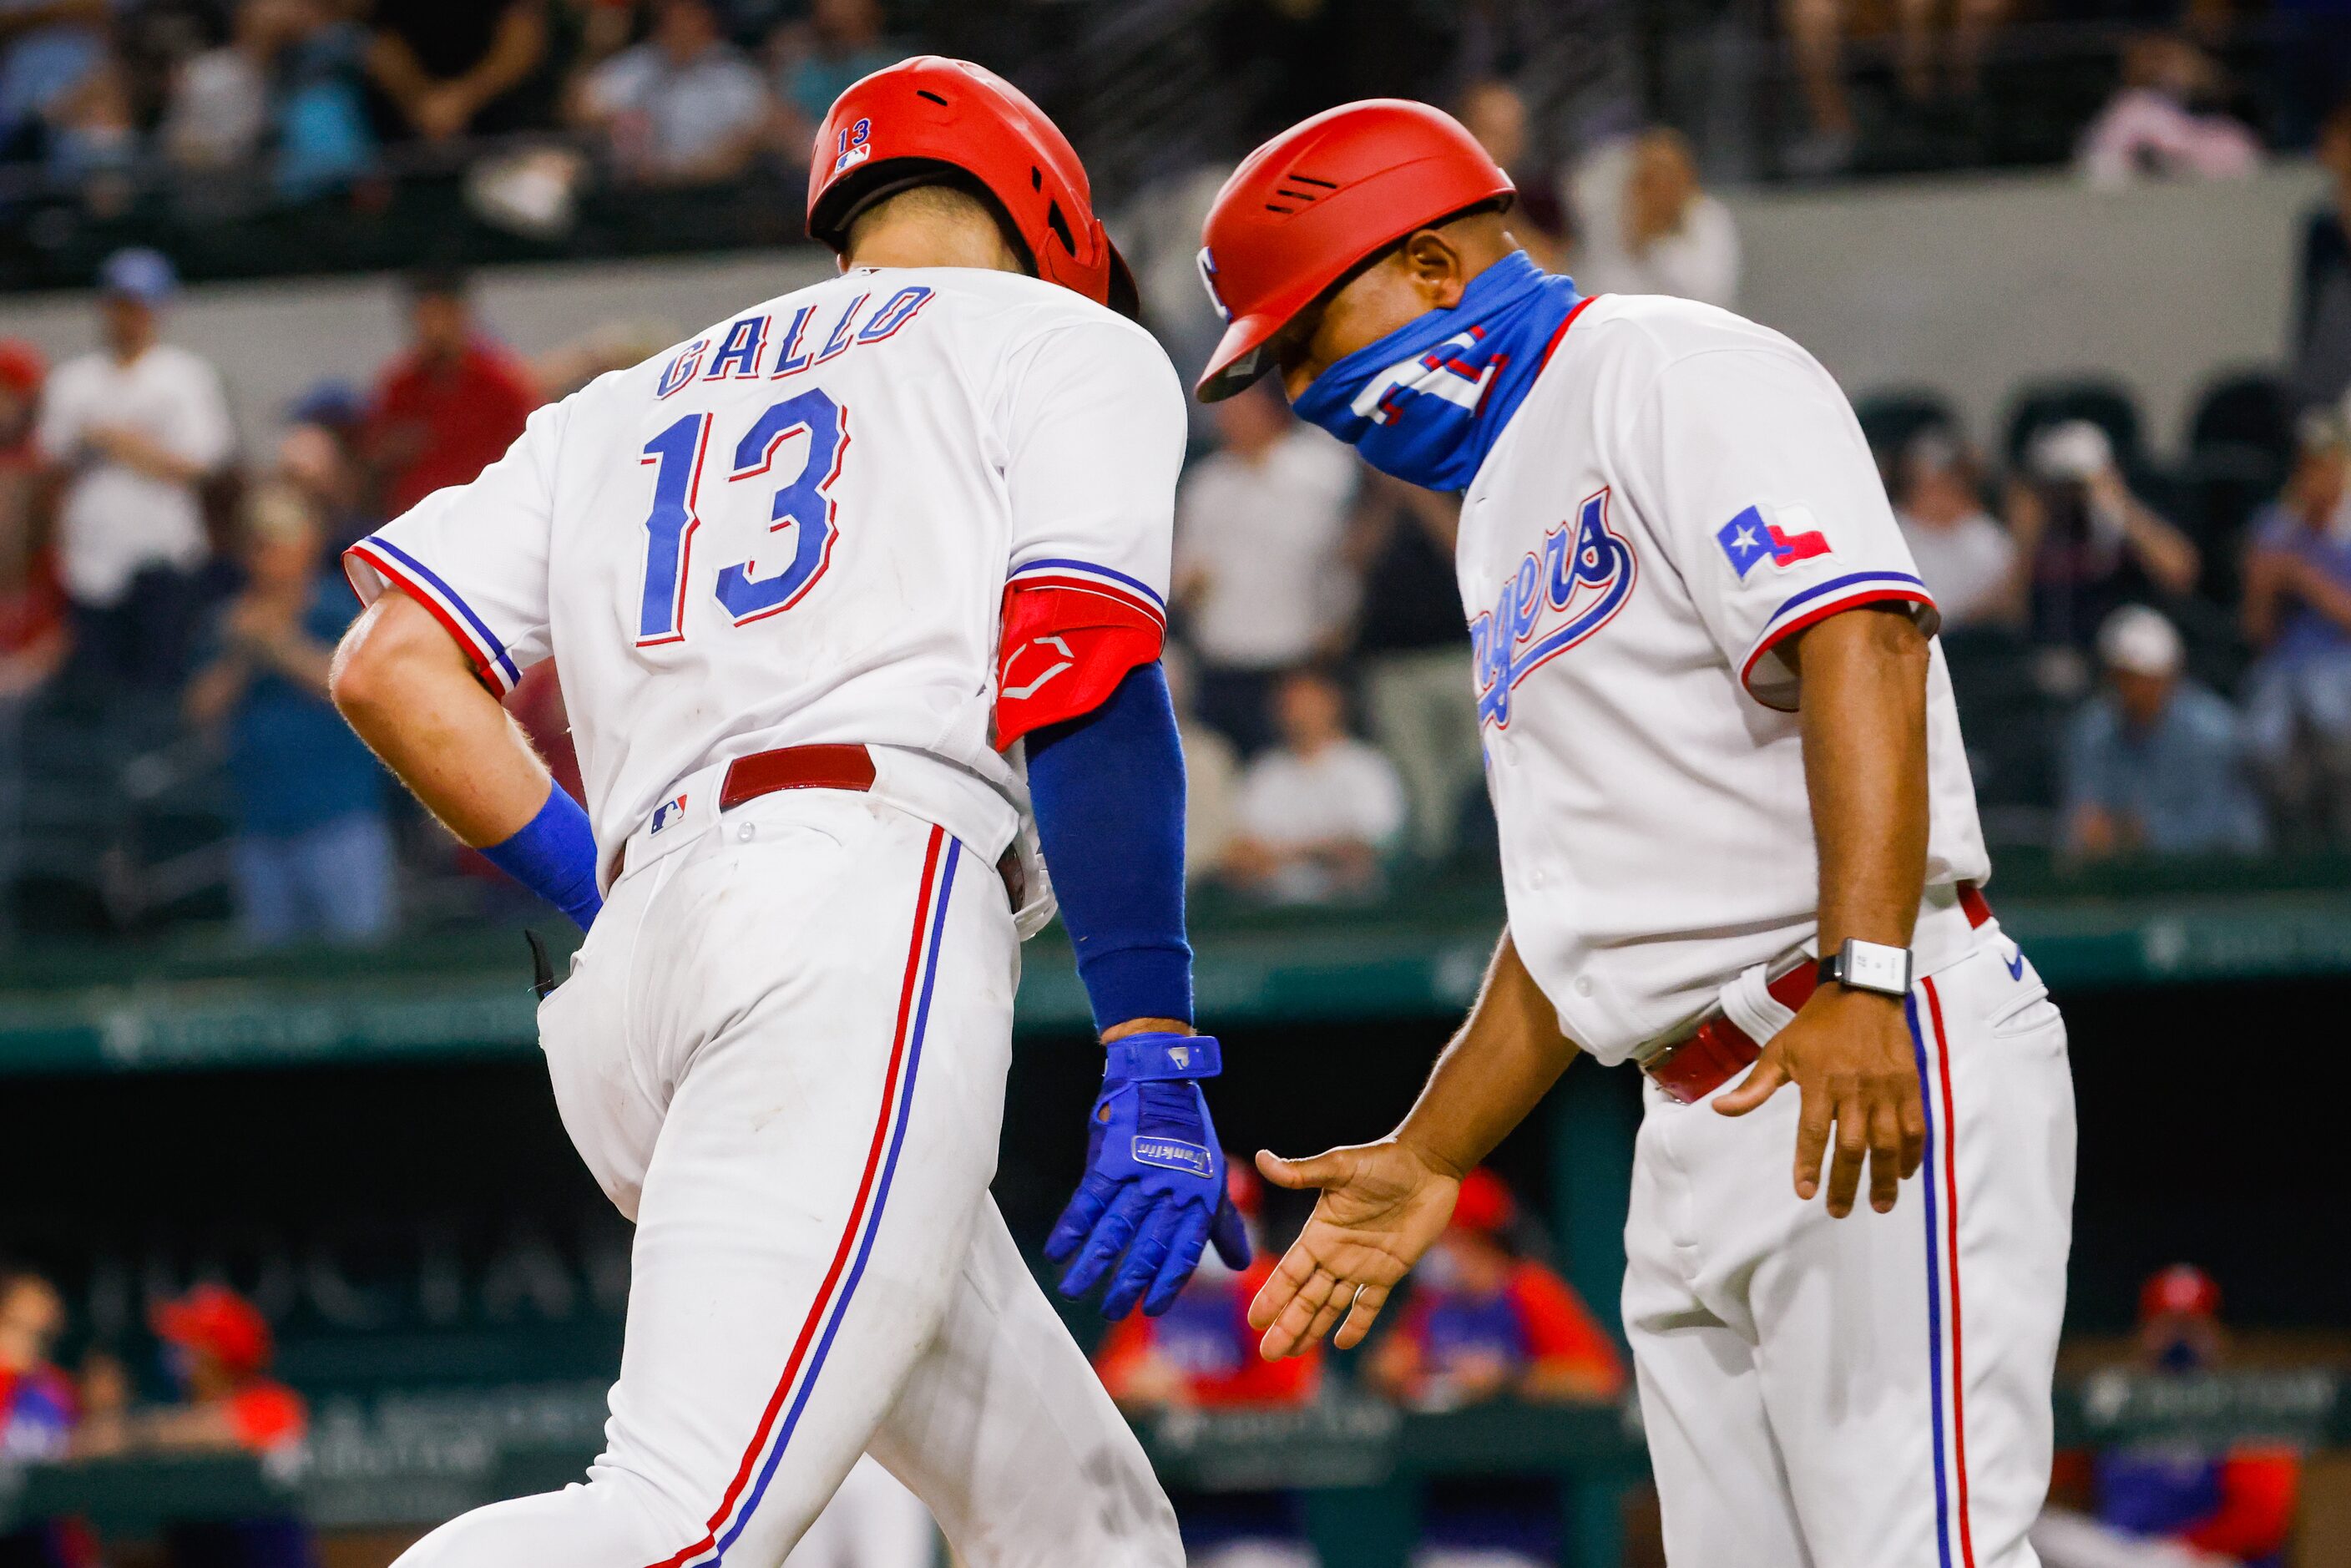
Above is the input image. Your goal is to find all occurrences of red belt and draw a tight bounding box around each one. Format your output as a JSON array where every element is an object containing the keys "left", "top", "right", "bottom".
[
  {"left": 1643, "top": 882, "right": 1995, "bottom": 1105},
  {"left": 719, "top": 743, "right": 876, "bottom": 809},
  {"left": 713, "top": 743, "right": 1027, "bottom": 908}
]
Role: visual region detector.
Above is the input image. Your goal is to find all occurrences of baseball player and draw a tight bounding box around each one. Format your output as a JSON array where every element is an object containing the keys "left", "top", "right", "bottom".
[
  {"left": 1194, "top": 103, "right": 2076, "bottom": 1568},
  {"left": 329, "top": 58, "right": 1243, "bottom": 1568}
]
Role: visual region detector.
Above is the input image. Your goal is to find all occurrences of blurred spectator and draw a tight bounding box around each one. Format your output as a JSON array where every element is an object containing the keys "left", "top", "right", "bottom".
[
  {"left": 78, "top": 1284, "right": 306, "bottom": 1461},
  {"left": 2062, "top": 606, "right": 2265, "bottom": 861},
  {"left": 1365, "top": 1170, "right": 1625, "bottom": 1568},
  {"left": 1096, "top": 1162, "right": 1321, "bottom": 1568},
  {"left": 0, "top": 338, "right": 64, "bottom": 704},
  {"left": 365, "top": 0, "right": 550, "bottom": 146},
  {"left": 2240, "top": 412, "right": 2351, "bottom": 843},
  {"left": 0, "top": 1272, "right": 73, "bottom": 1463},
  {"left": 162, "top": 0, "right": 281, "bottom": 171},
  {"left": 2078, "top": 33, "right": 2260, "bottom": 190},
  {"left": 1781, "top": 0, "right": 2010, "bottom": 176},
  {"left": 1566, "top": 129, "right": 1739, "bottom": 308},
  {"left": 1457, "top": 78, "right": 1565, "bottom": 270},
  {"left": 277, "top": 380, "right": 373, "bottom": 549},
  {"left": 2010, "top": 421, "right": 2199, "bottom": 655},
  {"left": 185, "top": 483, "right": 395, "bottom": 947},
  {"left": 2033, "top": 1267, "right": 2299, "bottom": 1568},
  {"left": 573, "top": 0, "right": 770, "bottom": 187},
  {"left": 1223, "top": 668, "right": 1405, "bottom": 903},
  {"left": 1173, "top": 382, "right": 1357, "bottom": 753},
  {"left": 1166, "top": 649, "right": 1241, "bottom": 883},
  {"left": 770, "top": 0, "right": 901, "bottom": 159},
  {"left": 1892, "top": 427, "right": 2020, "bottom": 630},
  {"left": 0, "top": 0, "right": 109, "bottom": 164},
  {"left": 37, "top": 250, "right": 235, "bottom": 691},
  {"left": 1346, "top": 474, "right": 1478, "bottom": 861},
  {"left": 364, "top": 265, "right": 538, "bottom": 520},
  {"left": 531, "top": 316, "right": 676, "bottom": 402},
  {"left": 2291, "top": 101, "right": 2351, "bottom": 411},
  {"left": 43, "top": 52, "right": 135, "bottom": 201}
]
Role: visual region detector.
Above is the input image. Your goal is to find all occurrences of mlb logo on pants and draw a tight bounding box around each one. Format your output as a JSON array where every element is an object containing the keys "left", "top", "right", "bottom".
[{"left": 650, "top": 794, "right": 690, "bottom": 836}]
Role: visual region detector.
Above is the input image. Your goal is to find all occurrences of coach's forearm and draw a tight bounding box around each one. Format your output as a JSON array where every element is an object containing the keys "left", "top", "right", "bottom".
[
  {"left": 1394, "top": 931, "right": 1580, "bottom": 1179},
  {"left": 1786, "top": 605, "right": 1930, "bottom": 952},
  {"left": 331, "top": 590, "right": 551, "bottom": 847}
]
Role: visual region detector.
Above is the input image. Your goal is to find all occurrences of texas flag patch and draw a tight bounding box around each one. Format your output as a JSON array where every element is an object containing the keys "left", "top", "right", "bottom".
[{"left": 1716, "top": 504, "right": 1832, "bottom": 579}]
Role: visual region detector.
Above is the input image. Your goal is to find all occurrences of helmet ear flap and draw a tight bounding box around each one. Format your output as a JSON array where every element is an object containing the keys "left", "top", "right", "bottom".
[{"left": 1104, "top": 233, "right": 1142, "bottom": 321}]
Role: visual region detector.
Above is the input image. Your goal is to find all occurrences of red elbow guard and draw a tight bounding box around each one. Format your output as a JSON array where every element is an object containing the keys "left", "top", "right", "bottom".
[{"left": 993, "top": 581, "right": 1165, "bottom": 749}]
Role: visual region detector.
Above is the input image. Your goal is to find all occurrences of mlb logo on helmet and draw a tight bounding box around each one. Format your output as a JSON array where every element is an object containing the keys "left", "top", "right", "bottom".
[
  {"left": 650, "top": 793, "right": 689, "bottom": 835},
  {"left": 1196, "top": 248, "right": 1231, "bottom": 324},
  {"left": 1168, "top": 1043, "right": 1192, "bottom": 1070},
  {"left": 1716, "top": 503, "right": 1833, "bottom": 579}
]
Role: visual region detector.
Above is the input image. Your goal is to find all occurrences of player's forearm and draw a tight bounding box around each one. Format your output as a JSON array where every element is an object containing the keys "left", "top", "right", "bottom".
[
  {"left": 1786, "top": 606, "right": 1930, "bottom": 952},
  {"left": 330, "top": 591, "right": 549, "bottom": 847},
  {"left": 1394, "top": 929, "right": 1579, "bottom": 1179}
]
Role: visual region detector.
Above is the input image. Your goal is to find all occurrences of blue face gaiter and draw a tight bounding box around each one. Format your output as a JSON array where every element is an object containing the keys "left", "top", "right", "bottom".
[{"left": 1290, "top": 251, "right": 1580, "bottom": 493}]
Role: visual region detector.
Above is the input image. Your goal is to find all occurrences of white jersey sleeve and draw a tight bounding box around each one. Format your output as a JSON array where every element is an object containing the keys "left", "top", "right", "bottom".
[
  {"left": 342, "top": 399, "right": 566, "bottom": 696},
  {"left": 1624, "top": 341, "right": 1936, "bottom": 711},
  {"left": 999, "top": 317, "right": 1186, "bottom": 626}
]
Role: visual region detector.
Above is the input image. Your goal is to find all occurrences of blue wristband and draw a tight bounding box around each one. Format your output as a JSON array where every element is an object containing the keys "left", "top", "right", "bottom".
[
  {"left": 1105, "top": 1032, "right": 1221, "bottom": 1081},
  {"left": 481, "top": 784, "right": 604, "bottom": 932}
]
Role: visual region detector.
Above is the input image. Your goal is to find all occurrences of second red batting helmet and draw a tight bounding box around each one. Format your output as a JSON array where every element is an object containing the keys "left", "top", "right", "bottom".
[
  {"left": 1195, "top": 99, "right": 1514, "bottom": 402},
  {"left": 806, "top": 57, "right": 1137, "bottom": 316}
]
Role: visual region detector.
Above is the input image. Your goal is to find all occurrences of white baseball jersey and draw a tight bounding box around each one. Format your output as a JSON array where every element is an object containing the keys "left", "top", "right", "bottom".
[
  {"left": 345, "top": 266, "right": 1185, "bottom": 886},
  {"left": 1457, "top": 292, "right": 1990, "bottom": 1065}
]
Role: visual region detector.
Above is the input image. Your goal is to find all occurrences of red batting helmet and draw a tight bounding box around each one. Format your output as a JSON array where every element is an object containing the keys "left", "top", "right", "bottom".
[
  {"left": 152, "top": 1283, "right": 272, "bottom": 1379},
  {"left": 806, "top": 57, "right": 1137, "bottom": 317},
  {"left": 1194, "top": 99, "right": 1514, "bottom": 402}
]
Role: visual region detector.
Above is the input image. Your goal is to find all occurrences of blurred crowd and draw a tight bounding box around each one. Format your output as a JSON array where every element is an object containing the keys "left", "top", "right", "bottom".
[
  {"left": 0, "top": 29, "right": 2343, "bottom": 948},
  {"left": 0, "top": 0, "right": 912, "bottom": 208}
]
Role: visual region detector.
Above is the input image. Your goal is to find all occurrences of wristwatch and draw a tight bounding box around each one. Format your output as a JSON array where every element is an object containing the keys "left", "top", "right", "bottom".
[{"left": 1818, "top": 938, "right": 1914, "bottom": 997}]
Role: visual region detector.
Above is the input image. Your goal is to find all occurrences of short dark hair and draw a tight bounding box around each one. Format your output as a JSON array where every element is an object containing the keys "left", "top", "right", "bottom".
[{"left": 405, "top": 264, "right": 471, "bottom": 305}]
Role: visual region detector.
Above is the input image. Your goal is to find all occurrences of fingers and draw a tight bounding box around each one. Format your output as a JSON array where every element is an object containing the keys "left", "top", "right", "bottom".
[
  {"left": 1711, "top": 1055, "right": 1789, "bottom": 1118},
  {"left": 1247, "top": 1241, "right": 1317, "bottom": 1333},
  {"left": 1898, "top": 1080, "right": 1929, "bottom": 1181},
  {"left": 1142, "top": 1208, "right": 1213, "bottom": 1318},
  {"left": 1303, "top": 1280, "right": 1353, "bottom": 1348},
  {"left": 1057, "top": 1181, "right": 1153, "bottom": 1299},
  {"left": 1100, "top": 1196, "right": 1179, "bottom": 1321},
  {"left": 1255, "top": 1147, "right": 1346, "bottom": 1190},
  {"left": 1866, "top": 1096, "right": 1907, "bottom": 1214},
  {"left": 1334, "top": 1282, "right": 1391, "bottom": 1351},
  {"left": 1792, "top": 1077, "right": 1833, "bottom": 1203},
  {"left": 1260, "top": 1263, "right": 1342, "bottom": 1361},
  {"left": 1043, "top": 1172, "right": 1116, "bottom": 1264},
  {"left": 1823, "top": 1085, "right": 1868, "bottom": 1218},
  {"left": 1208, "top": 1190, "right": 1252, "bottom": 1270}
]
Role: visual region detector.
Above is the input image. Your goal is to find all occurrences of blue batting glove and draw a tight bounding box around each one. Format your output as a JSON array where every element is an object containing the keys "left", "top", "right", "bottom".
[{"left": 1044, "top": 1032, "right": 1251, "bottom": 1319}]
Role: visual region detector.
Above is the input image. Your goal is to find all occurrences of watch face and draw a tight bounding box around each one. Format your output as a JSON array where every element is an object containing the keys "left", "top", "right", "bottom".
[{"left": 1840, "top": 940, "right": 1913, "bottom": 995}]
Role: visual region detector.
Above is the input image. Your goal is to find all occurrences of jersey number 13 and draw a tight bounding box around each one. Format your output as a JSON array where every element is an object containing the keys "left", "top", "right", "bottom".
[{"left": 635, "top": 387, "right": 849, "bottom": 647}]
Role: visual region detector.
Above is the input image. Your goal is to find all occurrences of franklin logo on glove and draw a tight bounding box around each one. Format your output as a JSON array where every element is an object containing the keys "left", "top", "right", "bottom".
[{"left": 1132, "top": 1136, "right": 1213, "bottom": 1178}]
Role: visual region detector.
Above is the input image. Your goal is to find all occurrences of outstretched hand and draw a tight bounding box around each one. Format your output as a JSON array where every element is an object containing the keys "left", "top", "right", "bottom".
[{"left": 1246, "top": 1140, "right": 1460, "bottom": 1359}]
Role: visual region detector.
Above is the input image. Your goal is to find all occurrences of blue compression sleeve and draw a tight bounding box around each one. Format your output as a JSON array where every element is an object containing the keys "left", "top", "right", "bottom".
[
  {"left": 480, "top": 782, "right": 604, "bottom": 933},
  {"left": 1026, "top": 661, "right": 1192, "bottom": 1032}
]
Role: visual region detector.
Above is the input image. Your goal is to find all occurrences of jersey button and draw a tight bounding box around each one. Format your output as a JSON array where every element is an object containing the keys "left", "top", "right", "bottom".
[{"left": 1574, "top": 977, "right": 1594, "bottom": 998}]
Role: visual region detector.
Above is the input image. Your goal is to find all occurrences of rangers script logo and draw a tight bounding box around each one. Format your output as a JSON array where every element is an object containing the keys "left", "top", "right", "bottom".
[{"left": 1471, "top": 487, "right": 1637, "bottom": 731}]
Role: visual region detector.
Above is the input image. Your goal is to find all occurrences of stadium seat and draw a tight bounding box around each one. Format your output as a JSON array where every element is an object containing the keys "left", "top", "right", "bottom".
[
  {"left": 2002, "top": 377, "right": 2146, "bottom": 472},
  {"left": 1854, "top": 387, "right": 1963, "bottom": 461},
  {"left": 2187, "top": 370, "right": 2293, "bottom": 471}
]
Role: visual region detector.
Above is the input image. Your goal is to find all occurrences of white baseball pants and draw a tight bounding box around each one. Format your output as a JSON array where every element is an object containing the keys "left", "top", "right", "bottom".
[
  {"left": 393, "top": 792, "right": 1181, "bottom": 1568},
  {"left": 1624, "top": 922, "right": 2077, "bottom": 1568}
]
